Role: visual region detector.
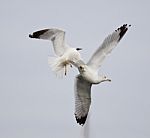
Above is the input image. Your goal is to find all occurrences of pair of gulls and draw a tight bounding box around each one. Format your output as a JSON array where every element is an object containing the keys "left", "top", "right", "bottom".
[{"left": 29, "top": 24, "right": 130, "bottom": 126}]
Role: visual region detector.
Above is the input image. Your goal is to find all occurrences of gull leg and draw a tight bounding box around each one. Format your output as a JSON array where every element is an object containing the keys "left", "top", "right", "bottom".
[{"left": 65, "top": 65, "right": 67, "bottom": 76}]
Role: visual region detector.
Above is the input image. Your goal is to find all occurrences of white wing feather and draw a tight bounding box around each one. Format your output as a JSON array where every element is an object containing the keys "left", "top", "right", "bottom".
[
  {"left": 87, "top": 24, "right": 130, "bottom": 71},
  {"left": 74, "top": 75, "right": 92, "bottom": 125},
  {"left": 29, "top": 28, "right": 66, "bottom": 56}
]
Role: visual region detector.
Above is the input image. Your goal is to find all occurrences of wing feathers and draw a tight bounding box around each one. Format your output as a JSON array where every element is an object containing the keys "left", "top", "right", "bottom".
[
  {"left": 29, "top": 29, "right": 50, "bottom": 39},
  {"left": 29, "top": 28, "right": 66, "bottom": 56},
  {"left": 74, "top": 75, "right": 92, "bottom": 125},
  {"left": 87, "top": 24, "right": 130, "bottom": 70},
  {"left": 75, "top": 114, "right": 87, "bottom": 126}
]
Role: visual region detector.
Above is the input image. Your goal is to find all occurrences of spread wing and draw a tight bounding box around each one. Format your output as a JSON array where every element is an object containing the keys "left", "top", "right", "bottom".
[
  {"left": 74, "top": 75, "right": 92, "bottom": 126},
  {"left": 87, "top": 24, "right": 131, "bottom": 71},
  {"left": 29, "top": 28, "right": 66, "bottom": 56}
]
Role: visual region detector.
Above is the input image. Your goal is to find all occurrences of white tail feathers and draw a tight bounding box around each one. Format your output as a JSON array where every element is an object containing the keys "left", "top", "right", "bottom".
[{"left": 48, "top": 56, "right": 71, "bottom": 78}]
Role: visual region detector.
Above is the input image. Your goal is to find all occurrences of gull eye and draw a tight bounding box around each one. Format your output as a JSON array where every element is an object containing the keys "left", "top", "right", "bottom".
[{"left": 79, "top": 66, "right": 83, "bottom": 70}]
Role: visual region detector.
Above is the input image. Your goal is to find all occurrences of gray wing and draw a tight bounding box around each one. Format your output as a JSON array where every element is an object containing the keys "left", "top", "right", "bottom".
[
  {"left": 29, "top": 28, "right": 66, "bottom": 56},
  {"left": 87, "top": 24, "right": 131, "bottom": 71},
  {"left": 74, "top": 75, "right": 92, "bottom": 126}
]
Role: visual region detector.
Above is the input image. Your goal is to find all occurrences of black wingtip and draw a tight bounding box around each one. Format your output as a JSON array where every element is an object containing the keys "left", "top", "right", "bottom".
[
  {"left": 116, "top": 24, "right": 131, "bottom": 41},
  {"left": 76, "top": 48, "right": 82, "bottom": 51},
  {"left": 75, "top": 114, "right": 88, "bottom": 126},
  {"left": 29, "top": 34, "right": 33, "bottom": 38},
  {"left": 29, "top": 29, "right": 49, "bottom": 39}
]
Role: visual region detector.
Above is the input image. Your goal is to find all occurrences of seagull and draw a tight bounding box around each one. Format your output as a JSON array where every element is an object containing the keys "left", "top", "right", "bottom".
[
  {"left": 71, "top": 24, "right": 131, "bottom": 125},
  {"left": 29, "top": 28, "right": 82, "bottom": 76}
]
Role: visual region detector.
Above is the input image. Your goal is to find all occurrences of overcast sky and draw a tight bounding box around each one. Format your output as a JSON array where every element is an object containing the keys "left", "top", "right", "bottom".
[{"left": 0, "top": 0, "right": 150, "bottom": 138}]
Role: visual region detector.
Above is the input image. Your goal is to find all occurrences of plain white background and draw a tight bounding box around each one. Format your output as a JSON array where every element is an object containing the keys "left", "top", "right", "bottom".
[{"left": 0, "top": 0, "right": 150, "bottom": 138}]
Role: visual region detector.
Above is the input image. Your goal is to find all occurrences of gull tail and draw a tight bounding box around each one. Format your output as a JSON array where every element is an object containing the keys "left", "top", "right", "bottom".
[{"left": 48, "top": 56, "right": 69, "bottom": 77}]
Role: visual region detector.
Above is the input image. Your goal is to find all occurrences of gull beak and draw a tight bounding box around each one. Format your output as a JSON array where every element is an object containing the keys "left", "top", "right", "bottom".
[{"left": 107, "top": 79, "right": 111, "bottom": 82}]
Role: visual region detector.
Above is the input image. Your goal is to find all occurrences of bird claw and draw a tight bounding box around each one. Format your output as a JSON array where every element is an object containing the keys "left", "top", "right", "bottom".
[{"left": 65, "top": 65, "right": 67, "bottom": 76}]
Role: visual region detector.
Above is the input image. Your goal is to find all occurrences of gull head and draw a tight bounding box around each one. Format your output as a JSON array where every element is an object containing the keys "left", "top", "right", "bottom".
[{"left": 99, "top": 75, "right": 111, "bottom": 83}]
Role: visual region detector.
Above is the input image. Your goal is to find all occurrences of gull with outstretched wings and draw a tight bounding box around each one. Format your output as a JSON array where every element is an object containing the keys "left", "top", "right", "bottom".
[
  {"left": 29, "top": 28, "right": 82, "bottom": 76},
  {"left": 72, "top": 24, "right": 131, "bottom": 125}
]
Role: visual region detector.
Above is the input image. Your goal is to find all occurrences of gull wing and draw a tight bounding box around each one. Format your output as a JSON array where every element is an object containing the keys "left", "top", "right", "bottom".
[
  {"left": 70, "top": 59, "right": 86, "bottom": 68},
  {"left": 87, "top": 24, "right": 130, "bottom": 71},
  {"left": 74, "top": 75, "right": 92, "bottom": 126},
  {"left": 29, "top": 28, "right": 66, "bottom": 56}
]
